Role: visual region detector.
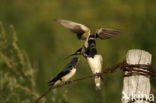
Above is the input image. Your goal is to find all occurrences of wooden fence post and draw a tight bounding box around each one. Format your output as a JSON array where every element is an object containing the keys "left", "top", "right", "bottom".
[{"left": 122, "top": 49, "right": 153, "bottom": 103}]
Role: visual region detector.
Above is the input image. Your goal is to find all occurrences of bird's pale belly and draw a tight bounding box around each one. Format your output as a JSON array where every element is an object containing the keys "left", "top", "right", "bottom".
[
  {"left": 87, "top": 55, "right": 102, "bottom": 74},
  {"left": 62, "top": 68, "right": 76, "bottom": 81}
]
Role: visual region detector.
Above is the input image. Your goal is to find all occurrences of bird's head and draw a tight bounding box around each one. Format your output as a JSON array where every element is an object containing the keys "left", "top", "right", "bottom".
[{"left": 71, "top": 57, "right": 80, "bottom": 68}]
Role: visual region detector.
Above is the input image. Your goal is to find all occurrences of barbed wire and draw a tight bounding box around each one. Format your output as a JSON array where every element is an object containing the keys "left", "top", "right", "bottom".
[{"left": 34, "top": 60, "right": 156, "bottom": 103}]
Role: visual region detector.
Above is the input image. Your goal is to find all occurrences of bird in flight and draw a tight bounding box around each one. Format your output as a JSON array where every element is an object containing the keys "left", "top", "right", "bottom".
[
  {"left": 54, "top": 18, "right": 121, "bottom": 89},
  {"left": 54, "top": 18, "right": 121, "bottom": 58},
  {"left": 48, "top": 57, "right": 79, "bottom": 87}
]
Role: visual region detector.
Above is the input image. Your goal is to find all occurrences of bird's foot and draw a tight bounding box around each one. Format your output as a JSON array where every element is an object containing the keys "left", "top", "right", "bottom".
[
  {"left": 96, "top": 73, "right": 101, "bottom": 77},
  {"left": 64, "top": 80, "right": 72, "bottom": 84}
]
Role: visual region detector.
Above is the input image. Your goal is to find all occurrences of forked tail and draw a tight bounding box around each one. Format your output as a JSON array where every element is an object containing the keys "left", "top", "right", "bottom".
[{"left": 94, "top": 75, "right": 103, "bottom": 90}]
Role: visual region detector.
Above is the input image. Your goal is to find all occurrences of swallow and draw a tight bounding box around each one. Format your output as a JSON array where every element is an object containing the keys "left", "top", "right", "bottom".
[
  {"left": 86, "top": 47, "right": 103, "bottom": 90},
  {"left": 48, "top": 57, "right": 79, "bottom": 87},
  {"left": 84, "top": 36, "right": 103, "bottom": 90},
  {"left": 54, "top": 18, "right": 121, "bottom": 58}
]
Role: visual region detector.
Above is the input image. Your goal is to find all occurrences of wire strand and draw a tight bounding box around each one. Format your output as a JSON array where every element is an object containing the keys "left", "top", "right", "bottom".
[{"left": 34, "top": 60, "right": 156, "bottom": 103}]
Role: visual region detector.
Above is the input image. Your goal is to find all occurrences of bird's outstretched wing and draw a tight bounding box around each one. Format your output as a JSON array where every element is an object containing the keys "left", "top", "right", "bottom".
[
  {"left": 54, "top": 18, "right": 90, "bottom": 40},
  {"left": 95, "top": 28, "right": 121, "bottom": 39}
]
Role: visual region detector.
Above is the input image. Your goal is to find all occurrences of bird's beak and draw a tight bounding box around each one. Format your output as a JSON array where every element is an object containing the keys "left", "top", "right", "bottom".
[{"left": 64, "top": 47, "right": 83, "bottom": 60}]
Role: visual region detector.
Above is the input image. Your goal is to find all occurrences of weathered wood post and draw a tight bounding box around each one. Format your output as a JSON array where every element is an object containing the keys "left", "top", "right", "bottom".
[{"left": 122, "top": 49, "right": 153, "bottom": 103}]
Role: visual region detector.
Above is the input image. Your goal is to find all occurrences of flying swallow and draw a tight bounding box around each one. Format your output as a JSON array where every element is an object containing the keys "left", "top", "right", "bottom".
[
  {"left": 54, "top": 18, "right": 121, "bottom": 58},
  {"left": 48, "top": 57, "right": 79, "bottom": 87}
]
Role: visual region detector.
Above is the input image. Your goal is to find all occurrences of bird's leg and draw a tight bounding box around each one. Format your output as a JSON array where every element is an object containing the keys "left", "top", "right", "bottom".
[
  {"left": 96, "top": 73, "right": 104, "bottom": 82},
  {"left": 64, "top": 80, "right": 72, "bottom": 84},
  {"left": 96, "top": 73, "right": 101, "bottom": 77}
]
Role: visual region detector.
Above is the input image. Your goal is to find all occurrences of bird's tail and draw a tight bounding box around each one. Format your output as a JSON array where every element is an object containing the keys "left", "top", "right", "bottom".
[
  {"left": 48, "top": 80, "right": 55, "bottom": 87},
  {"left": 94, "top": 75, "right": 103, "bottom": 90}
]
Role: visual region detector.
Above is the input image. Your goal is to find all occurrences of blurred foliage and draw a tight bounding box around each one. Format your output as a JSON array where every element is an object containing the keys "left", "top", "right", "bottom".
[
  {"left": 0, "top": 23, "right": 44, "bottom": 103},
  {"left": 0, "top": 0, "right": 156, "bottom": 103}
]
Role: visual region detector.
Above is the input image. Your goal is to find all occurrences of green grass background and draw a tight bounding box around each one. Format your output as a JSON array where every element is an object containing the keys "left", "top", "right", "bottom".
[{"left": 0, "top": 0, "right": 156, "bottom": 103}]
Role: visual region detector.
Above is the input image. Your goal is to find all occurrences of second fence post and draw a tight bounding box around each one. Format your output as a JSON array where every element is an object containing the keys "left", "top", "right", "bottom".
[{"left": 122, "top": 49, "right": 152, "bottom": 103}]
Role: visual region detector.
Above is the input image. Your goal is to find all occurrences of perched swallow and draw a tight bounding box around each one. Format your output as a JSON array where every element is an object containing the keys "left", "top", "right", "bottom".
[
  {"left": 86, "top": 47, "right": 103, "bottom": 90},
  {"left": 48, "top": 57, "right": 79, "bottom": 87},
  {"left": 54, "top": 18, "right": 121, "bottom": 58}
]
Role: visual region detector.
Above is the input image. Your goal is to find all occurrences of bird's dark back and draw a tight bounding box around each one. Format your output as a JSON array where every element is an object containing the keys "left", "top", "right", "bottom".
[{"left": 63, "top": 57, "right": 79, "bottom": 71}]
